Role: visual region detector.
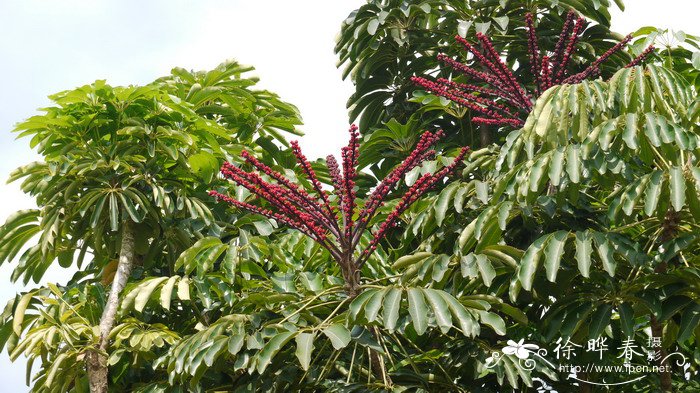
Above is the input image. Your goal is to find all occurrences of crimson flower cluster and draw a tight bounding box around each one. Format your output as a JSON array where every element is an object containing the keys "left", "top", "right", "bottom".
[
  {"left": 210, "top": 125, "right": 469, "bottom": 293},
  {"left": 411, "top": 10, "right": 654, "bottom": 128}
]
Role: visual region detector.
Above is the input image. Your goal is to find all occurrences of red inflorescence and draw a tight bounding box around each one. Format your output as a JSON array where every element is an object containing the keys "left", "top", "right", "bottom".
[
  {"left": 211, "top": 125, "right": 470, "bottom": 271},
  {"left": 412, "top": 10, "right": 655, "bottom": 128}
]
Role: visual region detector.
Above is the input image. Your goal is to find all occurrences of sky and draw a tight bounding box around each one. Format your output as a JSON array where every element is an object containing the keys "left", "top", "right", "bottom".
[{"left": 0, "top": 0, "right": 697, "bottom": 390}]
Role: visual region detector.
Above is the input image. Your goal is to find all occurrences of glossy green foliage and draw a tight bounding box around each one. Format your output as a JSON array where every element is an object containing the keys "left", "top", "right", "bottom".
[
  {"left": 336, "top": 0, "right": 628, "bottom": 135},
  {"left": 405, "top": 65, "right": 700, "bottom": 390},
  {"left": 0, "top": 61, "right": 303, "bottom": 391}
]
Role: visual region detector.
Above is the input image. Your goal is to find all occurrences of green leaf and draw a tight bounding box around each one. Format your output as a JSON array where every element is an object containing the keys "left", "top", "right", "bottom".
[
  {"left": 322, "top": 324, "right": 351, "bottom": 350},
  {"left": 175, "top": 237, "right": 226, "bottom": 275},
  {"left": 364, "top": 288, "right": 387, "bottom": 323},
  {"left": 228, "top": 334, "right": 245, "bottom": 355},
  {"left": 295, "top": 332, "right": 315, "bottom": 370},
  {"left": 588, "top": 304, "right": 613, "bottom": 340},
  {"left": 438, "top": 291, "right": 479, "bottom": 337},
  {"left": 135, "top": 277, "right": 169, "bottom": 312},
  {"left": 382, "top": 287, "right": 402, "bottom": 331},
  {"left": 566, "top": 145, "right": 581, "bottom": 184},
  {"left": 256, "top": 331, "right": 295, "bottom": 373},
  {"left": 204, "top": 336, "right": 228, "bottom": 367},
  {"left": 349, "top": 289, "right": 376, "bottom": 322},
  {"left": 118, "top": 192, "right": 142, "bottom": 223},
  {"left": 188, "top": 151, "right": 219, "bottom": 183},
  {"left": 90, "top": 195, "right": 107, "bottom": 228},
  {"left": 367, "top": 18, "right": 380, "bottom": 35},
  {"left": 478, "top": 311, "right": 506, "bottom": 335},
  {"left": 45, "top": 353, "right": 67, "bottom": 386},
  {"left": 392, "top": 252, "right": 432, "bottom": 270},
  {"left": 493, "top": 15, "right": 509, "bottom": 31},
  {"left": 13, "top": 292, "right": 34, "bottom": 335},
  {"left": 475, "top": 181, "right": 488, "bottom": 204},
  {"left": 475, "top": 254, "right": 496, "bottom": 287},
  {"left": 434, "top": 182, "right": 458, "bottom": 226},
  {"left": 529, "top": 154, "right": 550, "bottom": 193},
  {"left": 518, "top": 235, "right": 547, "bottom": 291},
  {"left": 549, "top": 148, "right": 564, "bottom": 186},
  {"left": 109, "top": 193, "right": 119, "bottom": 232},
  {"left": 593, "top": 233, "right": 616, "bottom": 277},
  {"left": 622, "top": 113, "right": 638, "bottom": 149},
  {"left": 422, "top": 288, "right": 452, "bottom": 333},
  {"left": 544, "top": 231, "right": 568, "bottom": 283},
  {"left": 159, "top": 276, "right": 179, "bottom": 310},
  {"left": 677, "top": 304, "right": 700, "bottom": 343},
  {"left": 669, "top": 166, "right": 686, "bottom": 212},
  {"left": 618, "top": 303, "right": 635, "bottom": 338},
  {"left": 177, "top": 277, "right": 190, "bottom": 301},
  {"left": 252, "top": 220, "right": 273, "bottom": 236},
  {"left": 575, "top": 231, "right": 592, "bottom": 278},
  {"left": 644, "top": 171, "right": 664, "bottom": 216},
  {"left": 407, "top": 288, "right": 428, "bottom": 335}
]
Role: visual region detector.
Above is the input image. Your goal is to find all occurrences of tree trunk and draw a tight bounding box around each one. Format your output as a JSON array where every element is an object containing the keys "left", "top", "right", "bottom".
[
  {"left": 87, "top": 222, "right": 135, "bottom": 393},
  {"left": 340, "top": 256, "right": 391, "bottom": 386},
  {"left": 341, "top": 259, "right": 361, "bottom": 299},
  {"left": 650, "top": 315, "right": 673, "bottom": 392},
  {"left": 578, "top": 373, "right": 592, "bottom": 393},
  {"left": 649, "top": 210, "right": 678, "bottom": 393},
  {"left": 479, "top": 124, "right": 491, "bottom": 147}
]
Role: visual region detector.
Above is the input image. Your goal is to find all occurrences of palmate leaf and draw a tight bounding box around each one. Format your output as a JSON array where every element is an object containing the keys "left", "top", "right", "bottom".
[
  {"left": 516, "top": 230, "right": 648, "bottom": 290},
  {"left": 165, "top": 315, "right": 247, "bottom": 378},
  {"left": 121, "top": 276, "right": 192, "bottom": 312},
  {"left": 166, "top": 313, "right": 356, "bottom": 383},
  {"left": 0, "top": 210, "right": 40, "bottom": 265},
  {"left": 174, "top": 237, "right": 230, "bottom": 276},
  {"left": 348, "top": 287, "right": 502, "bottom": 338},
  {"left": 609, "top": 166, "right": 700, "bottom": 220},
  {"left": 110, "top": 318, "right": 179, "bottom": 359},
  {"left": 494, "top": 67, "right": 697, "bottom": 205},
  {"left": 337, "top": 0, "right": 624, "bottom": 132},
  {"left": 2, "top": 60, "right": 303, "bottom": 288}
]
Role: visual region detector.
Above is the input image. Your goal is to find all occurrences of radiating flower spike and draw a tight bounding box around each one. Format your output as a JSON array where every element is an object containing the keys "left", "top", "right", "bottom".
[
  {"left": 212, "top": 125, "right": 469, "bottom": 294},
  {"left": 413, "top": 10, "right": 645, "bottom": 129}
]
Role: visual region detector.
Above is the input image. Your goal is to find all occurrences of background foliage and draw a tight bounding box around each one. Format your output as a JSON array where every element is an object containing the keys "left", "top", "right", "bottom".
[{"left": 0, "top": 0, "right": 699, "bottom": 392}]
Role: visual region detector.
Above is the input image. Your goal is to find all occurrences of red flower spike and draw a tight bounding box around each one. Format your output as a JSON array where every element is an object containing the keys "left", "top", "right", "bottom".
[
  {"left": 525, "top": 13, "right": 542, "bottom": 93},
  {"left": 551, "top": 10, "right": 577, "bottom": 71},
  {"left": 413, "top": 11, "right": 648, "bottom": 129},
  {"left": 290, "top": 140, "right": 337, "bottom": 221},
  {"left": 625, "top": 45, "right": 655, "bottom": 68},
  {"left": 357, "top": 146, "right": 470, "bottom": 268},
  {"left": 554, "top": 18, "right": 587, "bottom": 83},
  {"left": 540, "top": 56, "right": 552, "bottom": 92},
  {"left": 212, "top": 125, "right": 469, "bottom": 289}
]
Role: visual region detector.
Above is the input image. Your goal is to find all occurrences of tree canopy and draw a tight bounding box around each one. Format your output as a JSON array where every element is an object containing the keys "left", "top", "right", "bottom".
[{"left": 1, "top": 1, "right": 699, "bottom": 392}]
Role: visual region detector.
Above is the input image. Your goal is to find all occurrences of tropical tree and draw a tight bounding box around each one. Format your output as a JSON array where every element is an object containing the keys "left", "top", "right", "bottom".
[
  {"left": 0, "top": 61, "right": 302, "bottom": 391},
  {"left": 336, "top": 0, "right": 629, "bottom": 135},
  {"left": 1, "top": 1, "right": 698, "bottom": 392},
  {"left": 411, "top": 9, "right": 654, "bottom": 128},
  {"left": 401, "top": 64, "right": 700, "bottom": 391},
  {"left": 632, "top": 26, "right": 700, "bottom": 88}
]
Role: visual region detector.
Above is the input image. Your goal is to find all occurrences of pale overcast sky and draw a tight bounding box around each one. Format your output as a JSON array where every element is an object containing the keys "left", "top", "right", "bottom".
[{"left": 0, "top": 0, "right": 697, "bottom": 390}]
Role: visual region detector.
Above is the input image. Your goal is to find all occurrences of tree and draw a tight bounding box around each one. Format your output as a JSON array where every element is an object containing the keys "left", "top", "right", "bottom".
[
  {"left": 2, "top": 1, "right": 699, "bottom": 392},
  {"left": 632, "top": 27, "right": 700, "bottom": 89},
  {"left": 411, "top": 10, "right": 654, "bottom": 128},
  {"left": 400, "top": 64, "right": 700, "bottom": 390},
  {"left": 210, "top": 126, "right": 469, "bottom": 297},
  {"left": 0, "top": 61, "right": 302, "bottom": 391},
  {"left": 336, "top": 0, "right": 629, "bottom": 135}
]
